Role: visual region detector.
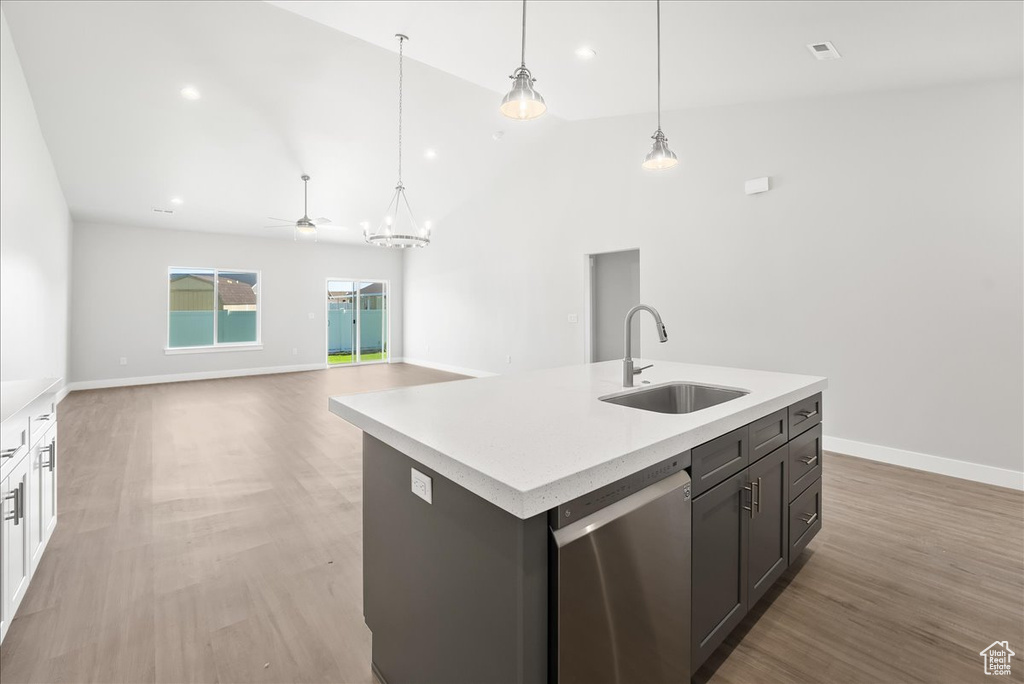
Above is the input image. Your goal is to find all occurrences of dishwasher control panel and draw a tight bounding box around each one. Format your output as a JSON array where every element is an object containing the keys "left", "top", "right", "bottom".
[{"left": 550, "top": 452, "right": 690, "bottom": 529}]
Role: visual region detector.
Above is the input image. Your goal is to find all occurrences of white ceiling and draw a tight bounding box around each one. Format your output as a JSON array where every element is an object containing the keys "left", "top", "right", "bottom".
[
  {"left": 272, "top": 1, "right": 1024, "bottom": 120},
  {"left": 2, "top": 0, "right": 556, "bottom": 244},
  {"left": 3, "top": 1, "right": 1021, "bottom": 243}
]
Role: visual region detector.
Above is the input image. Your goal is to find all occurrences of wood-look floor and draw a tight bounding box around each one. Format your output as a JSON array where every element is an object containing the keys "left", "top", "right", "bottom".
[{"left": 0, "top": 364, "right": 1021, "bottom": 684}]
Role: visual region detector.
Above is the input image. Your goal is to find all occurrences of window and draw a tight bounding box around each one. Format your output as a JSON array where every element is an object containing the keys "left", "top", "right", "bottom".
[{"left": 168, "top": 268, "right": 260, "bottom": 350}]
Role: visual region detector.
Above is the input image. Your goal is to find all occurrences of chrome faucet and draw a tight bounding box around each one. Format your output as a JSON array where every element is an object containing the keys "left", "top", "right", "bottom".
[{"left": 623, "top": 304, "right": 668, "bottom": 387}]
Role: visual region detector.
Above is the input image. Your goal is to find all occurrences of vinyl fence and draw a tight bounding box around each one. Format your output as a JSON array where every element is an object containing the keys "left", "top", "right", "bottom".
[
  {"left": 328, "top": 308, "right": 387, "bottom": 354},
  {"left": 168, "top": 311, "right": 257, "bottom": 347}
]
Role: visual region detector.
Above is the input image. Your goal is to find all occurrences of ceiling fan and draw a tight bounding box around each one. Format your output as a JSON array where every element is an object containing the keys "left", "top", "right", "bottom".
[{"left": 266, "top": 174, "right": 331, "bottom": 241}]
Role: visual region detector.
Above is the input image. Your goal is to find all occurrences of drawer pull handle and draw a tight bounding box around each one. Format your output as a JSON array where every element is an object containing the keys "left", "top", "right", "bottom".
[
  {"left": 797, "top": 409, "right": 818, "bottom": 420},
  {"left": 1, "top": 447, "right": 17, "bottom": 460},
  {"left": 3, "top": 483, "right": 23, "bottom": 524},
  {"left": 41, "top": 440, "right": 55, "bottom": 472},
  {"left": 36, "top": 413, "right": 53, "bottom": 422},
  {"left": 743, "top": 480, "right": 761, "bottom": 518},
  {"left": 801, "top": 512, "right": 818, "bottom": 526},
  {"left": 800, "top": 454, "right": 818, "bottom": 466}
]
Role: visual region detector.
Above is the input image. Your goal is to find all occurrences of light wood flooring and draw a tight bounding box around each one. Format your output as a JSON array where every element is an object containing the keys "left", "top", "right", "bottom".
[{"left": 1, "top": 364, "right": 1021, "bottom": 683}]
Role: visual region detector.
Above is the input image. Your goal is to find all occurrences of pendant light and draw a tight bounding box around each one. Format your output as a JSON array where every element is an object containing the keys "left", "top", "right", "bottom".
[
  {"left": 642, "top": 0, "right": 678, "bottom": 170},
  {"left": 500, "top": 0, "right": 546, "bottom": 120},
  {"left": 366, "top": 34, "right": 429, "bottom": 249}
]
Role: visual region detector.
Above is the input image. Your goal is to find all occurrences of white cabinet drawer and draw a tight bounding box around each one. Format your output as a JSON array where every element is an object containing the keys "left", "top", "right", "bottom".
[
  {"left": 1, "top": 417, "right": 29, "bottom": 482},
  {"left": 27, "top": 396, "right": 56, "bottom": 447}
]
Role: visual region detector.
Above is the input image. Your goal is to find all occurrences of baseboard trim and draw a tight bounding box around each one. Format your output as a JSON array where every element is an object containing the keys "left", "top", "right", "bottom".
[
  {"left": 400, "top": 358, "right": 497, "bottom": 378},
  {"left": 55, "top": 383, "right": 71, "bottom": 405},
  {"left": 824, "top": 436, "right": 1023, "bottom": 491},
  {"left": 67, "top": 363, "right": 328, "bottom": 392}
]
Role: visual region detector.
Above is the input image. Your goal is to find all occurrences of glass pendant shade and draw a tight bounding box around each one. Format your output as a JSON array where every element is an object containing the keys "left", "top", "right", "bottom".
[
  {"left": 500, "top": 67, "right": 546, "bottom": 120},
  {"left": 365, "top": 183, "right": 429, "bottom": 249},
  {"left": 642, "top": 129, "right": 679, "bottom": 170}
]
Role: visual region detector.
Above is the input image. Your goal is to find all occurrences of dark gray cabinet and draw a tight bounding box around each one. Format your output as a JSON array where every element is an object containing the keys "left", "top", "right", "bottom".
[
  {"left": 790, "top": 476, "right": 822, "bottom": 559},
  {"left": 691, "top": 470, "right": 748, "bottom": 669},
  {"left": 747, "top": 444, "right": 790, "bottom": 606},
  {"left": 691, "top": 395, "right": 824, "bottom": 674}
]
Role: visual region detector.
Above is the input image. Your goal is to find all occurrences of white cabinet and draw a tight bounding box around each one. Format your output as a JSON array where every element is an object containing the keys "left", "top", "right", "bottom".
[
  {"left": 0, "top": 379, "right": 60, "bottom": 644},
  {"left": 2, "top": 453, "right": 32, "bottom": 643}
]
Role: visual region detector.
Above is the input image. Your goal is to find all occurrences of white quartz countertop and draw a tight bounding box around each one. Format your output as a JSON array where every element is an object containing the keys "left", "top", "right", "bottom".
[
  {"left": 329, "top": 361, "right": 827, "bottom": 519},
  {"left": 1, "top": 378, "right": 61, "bottom": 425}
]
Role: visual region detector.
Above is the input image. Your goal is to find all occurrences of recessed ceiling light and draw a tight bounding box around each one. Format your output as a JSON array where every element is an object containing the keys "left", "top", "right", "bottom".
[
  {"left": 170, "top": 197, "right": 183, "bottom": 205},
  {"left": 180, "top": 85, "right": 201, "bottom": 100},
  {"left": 424, "top": 148, "right": 437, "bottom": 159},
  {"left": 574, "top": 46, "right": 597, "bottom": 59},
  {"left": 492, "top": 130, "right": 505, "bottom": 141}
]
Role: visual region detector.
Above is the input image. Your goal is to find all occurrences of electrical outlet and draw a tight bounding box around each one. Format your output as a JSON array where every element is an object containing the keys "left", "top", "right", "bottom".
[
  {"left": 567, "top": 313, "right": 578, "bottom": 323},
  {"left": 506, "top": 355, "right": 512, "bottom": 364},
  {"left": 426, "top": 343, "right": 431, "bottom": 353},
  {"left": 411, "top": 468, "right": 432, "bottom": 504},
  {"left": 308, "top": 312, "right": 315, "bottom": 320},
  {"left": 292, "top": 348, "right": 298, "bottom": 356},
  {"left": 119, "top": 357, "right": 128, "bottom": 366}
]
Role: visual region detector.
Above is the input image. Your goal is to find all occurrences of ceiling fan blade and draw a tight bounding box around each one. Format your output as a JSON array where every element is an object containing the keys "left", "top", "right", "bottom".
[
  {"left": 314, "top": 217, "right": 332, "bottom": 225},
  {"left": 264, "top": 224, "right": 294, "bottom": 229},
  {"left": 267, "top": 217, "right": 295, "bottom": 223}
]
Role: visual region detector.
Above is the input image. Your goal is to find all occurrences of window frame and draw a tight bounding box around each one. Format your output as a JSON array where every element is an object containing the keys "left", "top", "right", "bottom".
[{"left": 165, "top": 266, "right": 263, "bottom": 354}]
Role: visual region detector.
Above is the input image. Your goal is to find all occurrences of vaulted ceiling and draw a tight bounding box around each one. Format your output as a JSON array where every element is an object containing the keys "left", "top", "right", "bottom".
[{"left": 3, "top": 1, "right": 1020, "bottom": 244}]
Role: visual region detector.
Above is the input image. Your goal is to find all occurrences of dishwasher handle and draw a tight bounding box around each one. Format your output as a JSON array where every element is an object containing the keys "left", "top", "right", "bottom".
[{"left": 552, "top": 470, "right": 691, "bottom": 547}]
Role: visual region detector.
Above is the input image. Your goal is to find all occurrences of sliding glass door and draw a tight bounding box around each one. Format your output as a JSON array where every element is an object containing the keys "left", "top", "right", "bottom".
[{"left": 327, "top": 279, "right": 388, "bottom": 366}]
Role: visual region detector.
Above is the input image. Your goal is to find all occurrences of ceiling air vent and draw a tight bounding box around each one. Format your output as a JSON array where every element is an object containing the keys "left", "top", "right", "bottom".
[
  {"left": 152, "top": 207, "right": 175, "bottom": 215},
  {"left": 807, "top": 41, "right": 841, "bottom": 61}
]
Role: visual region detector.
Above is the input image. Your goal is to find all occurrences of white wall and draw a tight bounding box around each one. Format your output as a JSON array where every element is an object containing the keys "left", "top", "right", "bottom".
[
  {"left": 405, "top": 78, "right": 1024, "bottom": 475},
  {"left": 70, "top": 223, "right": 404, "bottom": 385},
  {"left": 0, "top": 10, "right": 72, "bottom": 386}
]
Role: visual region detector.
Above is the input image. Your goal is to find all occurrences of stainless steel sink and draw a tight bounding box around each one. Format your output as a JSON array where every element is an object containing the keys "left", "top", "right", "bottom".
[{"left": 600, "top": 382, "right": 748, "bottom": 414}]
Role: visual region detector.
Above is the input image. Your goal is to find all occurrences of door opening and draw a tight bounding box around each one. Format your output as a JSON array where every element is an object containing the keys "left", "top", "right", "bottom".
[
  {"left": 587, "top": 249, "right": 640, "bottom": 363},
  {"left": 327, "top": 279, "right": 389, "bottom": 366}
]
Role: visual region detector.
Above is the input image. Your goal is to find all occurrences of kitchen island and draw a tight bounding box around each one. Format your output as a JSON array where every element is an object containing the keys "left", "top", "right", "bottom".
[{"left": 329, "top": 360, "right": 827, "bottom": 684}]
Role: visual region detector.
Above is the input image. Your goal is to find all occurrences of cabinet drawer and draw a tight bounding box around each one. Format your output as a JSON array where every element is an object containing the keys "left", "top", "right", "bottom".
[
  {"left": 28, "top": 397, "right": 56, "bottom": 447},
  {"left": 691, "top": 426, "right": 749, "bottom": 497},
  {"left": 789, "top": 477, "right": 822, "bottom": 560},
  {"left": 1, "top": 416, "right": 29, "bottom": 478},
  {"left": 748, "top": 409, "right": 788, "bottom": 465},
  {"left": 788, "top": 393, "right": 821, "bottom": 439},
  {"left": 789, "top": 424, "right": 822, "bottom": 500}
]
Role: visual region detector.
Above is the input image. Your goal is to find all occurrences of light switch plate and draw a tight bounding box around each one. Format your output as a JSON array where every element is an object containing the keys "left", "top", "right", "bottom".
[
  {"left": 567, "top": 313, "right": 578, "bottom": 323},
  {"left": 411, "top": 468, "right": 432, "bottom": 504}
]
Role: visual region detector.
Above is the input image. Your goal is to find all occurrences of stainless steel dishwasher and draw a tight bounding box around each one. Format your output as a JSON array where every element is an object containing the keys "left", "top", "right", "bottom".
[{"left": 551, "top": 457, "right": 691, "bottom": 683}]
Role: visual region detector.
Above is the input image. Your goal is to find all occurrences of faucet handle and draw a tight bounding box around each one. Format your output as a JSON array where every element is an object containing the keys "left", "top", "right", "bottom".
[{"left": 634, "top": 364, "right": 653, "bottom": 375}]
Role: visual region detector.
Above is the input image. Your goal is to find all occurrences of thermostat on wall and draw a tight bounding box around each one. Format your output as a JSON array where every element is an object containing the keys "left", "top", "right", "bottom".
[{"left": 745, "top": 177, "right": 771, "bottom": 195}]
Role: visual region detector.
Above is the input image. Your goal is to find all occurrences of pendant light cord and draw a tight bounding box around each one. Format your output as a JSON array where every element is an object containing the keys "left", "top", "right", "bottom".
[
  {"left": 521, "top": 0, "right": 527, "bottom": 67},
  {"left": 397, "top": 35, "right": 404, "bottom": 185},
  {"left": 656, "top": 0, "right": 662, "bottom": 132}
]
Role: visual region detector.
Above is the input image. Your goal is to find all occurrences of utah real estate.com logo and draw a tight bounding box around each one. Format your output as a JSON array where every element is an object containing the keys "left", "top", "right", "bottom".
[{"left": 979, "top": 641, "right": 1015, "bottom": 676}]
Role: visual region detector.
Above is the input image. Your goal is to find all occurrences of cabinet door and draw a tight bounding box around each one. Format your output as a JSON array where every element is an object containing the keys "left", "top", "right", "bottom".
[
  {"left": 691, "top": 470, "right": 749, "bottom": 672},
  {"left": 747, "top": 445, "right": 790, "bottom": 606},
  {"left": 31, "top": 429, "right": 57, "bottom": 571},
  {"left": 2, "top": 456, "right": 31, "bottom": 630},
  {"left": 1, "top": 475, "right": 6, "bottom": 643}
]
